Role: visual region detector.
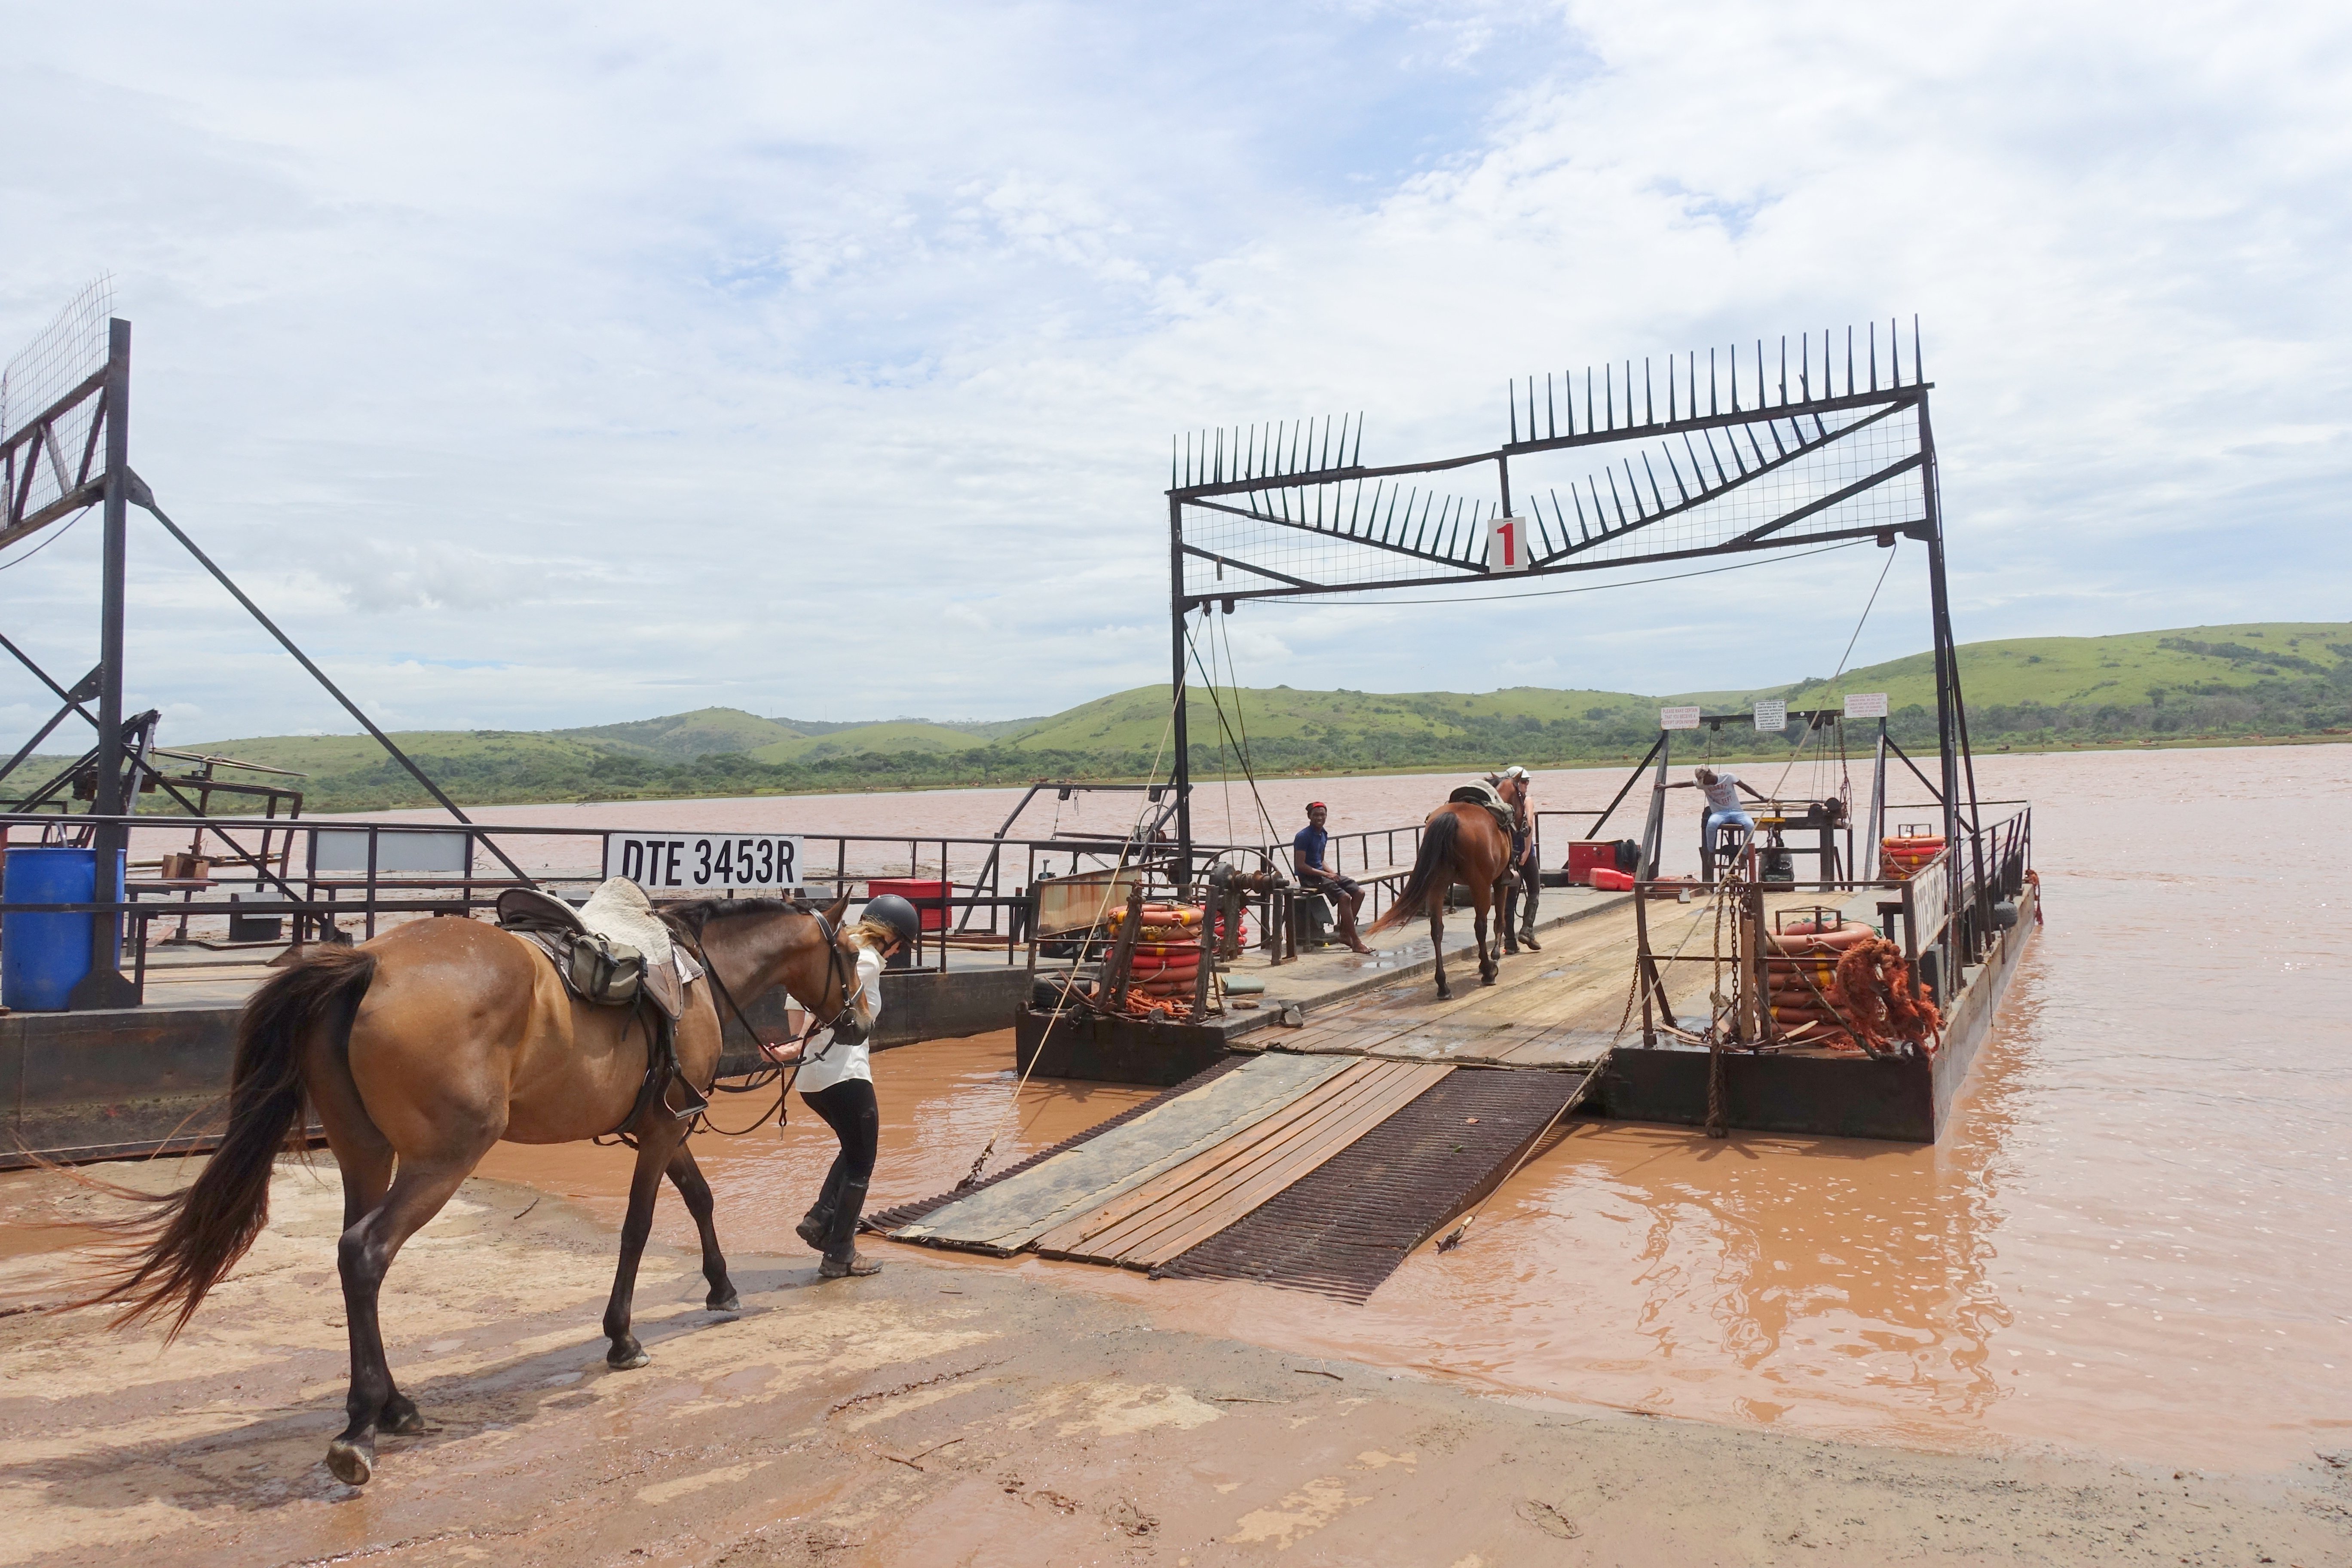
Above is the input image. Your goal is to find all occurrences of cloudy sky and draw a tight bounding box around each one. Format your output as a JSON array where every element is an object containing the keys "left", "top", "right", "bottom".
[{"left": 3, "top": 0, "right": 2346, "bottom": 744}]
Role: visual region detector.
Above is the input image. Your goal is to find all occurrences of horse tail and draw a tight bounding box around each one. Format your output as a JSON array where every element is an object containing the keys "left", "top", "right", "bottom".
[
  {"left": 1368, "top": 812, "right": 1461, "bottom": 934},
  {"left": 79, "top": 945, "right": 376, "bottom": 1340}
]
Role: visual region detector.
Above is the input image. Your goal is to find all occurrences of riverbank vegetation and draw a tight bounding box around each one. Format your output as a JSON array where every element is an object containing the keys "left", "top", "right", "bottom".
[{"left": 36, "top": 622, "right": 2346, "bottom": 813}]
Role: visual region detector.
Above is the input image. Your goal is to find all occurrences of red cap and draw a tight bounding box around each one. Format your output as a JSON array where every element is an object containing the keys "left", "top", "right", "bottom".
[{"left": 1306, "top": 801, "right": 1327, "bottom": 811}]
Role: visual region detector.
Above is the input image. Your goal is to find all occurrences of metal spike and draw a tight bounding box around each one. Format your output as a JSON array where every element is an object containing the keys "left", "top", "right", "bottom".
[
  {"left": 1605, "top": 363, "right": 1615, "bottom": 430},
  {"left": 1661, "top": 445, "right": 1690, "bottom": 505},
  {"left": 1729, "top": 342, "right": 1740, "bottom": 413},
  {"left": 1685, "top": 430, "right": 1721, "bottom": 491},
  {"left": 1639, "top": 453, "right": 1668, "bottom": 513},
  {"left": 1709, "top": 348, "right": 1718, "bottom": 416},
  {"left": 1213, "top": 427, "right": 1223, "bottom": 484},
  {"left": 1602, "top": 469, "right": 1628, "bottom": 529},
  {"left": 1869, "top": 322, "right": 1877, "bottom": 392},
  {"left": 1913, "top": 314, "right": 1922, "bottom": 386},
  {"left": 1779, "top": 335, "right": 1787, "bottom": 407},
  {"left": 1891, "top": 317, "right": 1901, "bottom": 386},
  {"left": 1586, "top": 366, "right": 1595, "bottom": 434},
  {"left": 1346, "top": 475, "right": 1364, "bottom": 535},
  {"left": 1547, "top": 372, "right": 1557, "bottom": 440},
  {"left": 1756, "top": 340, "right": 1766, "bottom": 410},
  {"left": 1847, "top": 326, "right": 1855, "bottom": 398},
  {"left": 1763, "top": 414, "right": 1788, "bottom": 460},
  {"left": 1645, "top": 357, "right": 1654, "bottom": 426},
  {"left": 1743, "top": 423, "right": 1770, "bottom": 470},
  {"left": 1351, "top": 412, "right": 1363, "bottom": 468},
  {"left": 1571, "top": 484, "right": 1591, "bottom": 542},
  {"left": 1509, "top": 380, "right": 1519, "bottom": 445},
  {"left": 1667, "top": 355, "right": 1677, "bottom": 423},
  {"left": 1721, "top": 426, "right": 1750, "bottom": 477}
]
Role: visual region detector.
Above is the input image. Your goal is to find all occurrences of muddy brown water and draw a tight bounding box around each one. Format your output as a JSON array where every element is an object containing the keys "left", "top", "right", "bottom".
[{"left": 17, "top": 744, "right": 2348, "bottom": 1474}]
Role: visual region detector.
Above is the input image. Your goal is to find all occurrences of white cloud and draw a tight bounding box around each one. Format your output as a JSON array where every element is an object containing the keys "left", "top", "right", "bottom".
[{"left": 0, "top": 0, "right": 2344, "bottom": 750}]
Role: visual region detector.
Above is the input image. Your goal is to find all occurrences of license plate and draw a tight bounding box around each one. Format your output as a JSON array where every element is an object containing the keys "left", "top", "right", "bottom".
[{"left": 603, "top": 833, "right": 805, "bottom": 891}]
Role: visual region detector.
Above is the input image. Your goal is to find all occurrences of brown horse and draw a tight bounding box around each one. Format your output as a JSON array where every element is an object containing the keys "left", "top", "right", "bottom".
[
  {"left": 84, "top": 892, "right": 860, "bottom": 1487},
  {"left": 1366, "top": 801, "right": 1517, "bottom": 998}
]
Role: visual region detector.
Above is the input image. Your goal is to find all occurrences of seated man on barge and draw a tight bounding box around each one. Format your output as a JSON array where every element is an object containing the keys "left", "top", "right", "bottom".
[
  {"left": 1667, "top": 765, "right": 1755, "bottom": 880},
  {"left": 1292, "top": 801, "right": 1372, "bottom": 954}
]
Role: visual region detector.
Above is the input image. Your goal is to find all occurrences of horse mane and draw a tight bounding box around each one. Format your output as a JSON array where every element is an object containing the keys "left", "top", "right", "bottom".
[{"left": 655, "top": 895, "right": 821, "bottom": 936}]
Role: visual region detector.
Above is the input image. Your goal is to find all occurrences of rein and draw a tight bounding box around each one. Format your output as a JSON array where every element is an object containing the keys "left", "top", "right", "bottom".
[{"left": 675, "top": 906, "right": 858, "bottom": 1137}]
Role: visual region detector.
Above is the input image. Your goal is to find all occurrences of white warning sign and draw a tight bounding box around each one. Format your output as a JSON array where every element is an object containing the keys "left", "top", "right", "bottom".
[{"left": 1843, "top": 692, "right": 1890, "bottom": 719}]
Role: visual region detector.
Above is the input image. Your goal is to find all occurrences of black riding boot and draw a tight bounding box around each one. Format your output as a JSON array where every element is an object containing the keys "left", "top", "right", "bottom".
[
  {"left": 1518, "top": 877, "right": 1541, "bottom": 950},
  {"left": 1501, "top": 885, "right": 1522, "bottom": 954},
  {"left": 797, "top": 1155, "right": 850, "bottom": 1250},
  {"left": 801, "top": 1080, "right": 881, "bottom": 1277}
]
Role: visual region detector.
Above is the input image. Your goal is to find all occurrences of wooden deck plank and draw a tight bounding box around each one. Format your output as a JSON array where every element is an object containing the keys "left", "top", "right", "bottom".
[
  {"left": 1061, "top": 1062, "right": 1430, "bottom": 1262},
  {"left": 1036, "top": 1060, "right": 1450, "bottom": 1268},
  {"left": 1110, "top": 1064, "right": 1455, "bottom": 1267},
  {"left": 890, "top": 1052, "right": 1353, "bottom": 1253},
  {"left": 1024, "top": 1060, "right": 1399, "bottom": 1257}
]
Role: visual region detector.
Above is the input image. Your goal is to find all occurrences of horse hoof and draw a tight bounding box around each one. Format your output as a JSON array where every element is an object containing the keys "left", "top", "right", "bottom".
[
  {"left": 383, "top": 1400, "right": 426, "bottom": 1436},
  {"left": 326, "top": 1438, "right": 374, "bottom": 1487},
  {"left": 608, "top": 1347, "right": 651, "bottom": 1371},
  {"left": 708, "top": 1292, "right": 741, "bottom": 1314}
]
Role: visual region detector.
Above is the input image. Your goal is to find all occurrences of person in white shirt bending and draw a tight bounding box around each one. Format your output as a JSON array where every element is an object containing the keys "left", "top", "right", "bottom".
[{"left": 761, "top": 894, "right": 921, "bottom": 1278}]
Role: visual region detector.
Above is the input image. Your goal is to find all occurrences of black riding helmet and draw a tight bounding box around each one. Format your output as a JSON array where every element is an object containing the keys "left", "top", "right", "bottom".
[{"left": 862, "top": 893, "right": 922, "bottom": 949}]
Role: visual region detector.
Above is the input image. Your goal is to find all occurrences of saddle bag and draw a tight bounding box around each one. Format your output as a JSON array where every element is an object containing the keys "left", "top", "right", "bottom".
[{"left": 564, "top": 932, "right": 645, "bottom": 1009}]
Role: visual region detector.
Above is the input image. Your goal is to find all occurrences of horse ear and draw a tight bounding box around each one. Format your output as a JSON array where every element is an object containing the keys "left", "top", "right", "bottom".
[{"left": 821, "top": 892, "right": 851, "bottom": 928}]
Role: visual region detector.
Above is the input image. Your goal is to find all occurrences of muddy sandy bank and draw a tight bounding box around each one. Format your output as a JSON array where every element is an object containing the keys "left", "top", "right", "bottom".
[{"left": 2, "top": 1159, "right": 2346, "bottom": 1567}]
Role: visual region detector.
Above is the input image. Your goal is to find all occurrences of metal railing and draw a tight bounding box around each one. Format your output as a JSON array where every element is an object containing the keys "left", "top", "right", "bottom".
[{"left": 0, "top": 806, "right": 1440, "bottom": 1008}]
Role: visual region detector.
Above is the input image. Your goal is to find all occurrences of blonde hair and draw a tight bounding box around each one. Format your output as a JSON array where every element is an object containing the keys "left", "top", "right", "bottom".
[{"left": 846, "top": 919, "right": 903, "bottom": 951}]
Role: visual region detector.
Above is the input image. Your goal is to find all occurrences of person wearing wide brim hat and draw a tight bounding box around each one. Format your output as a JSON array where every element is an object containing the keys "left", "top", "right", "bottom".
[{"left": 759, "top": 893, "right": 920, "bottom": 1277}]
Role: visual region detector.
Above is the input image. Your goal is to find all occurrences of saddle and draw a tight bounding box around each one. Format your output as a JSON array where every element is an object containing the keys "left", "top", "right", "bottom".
[
  {"left": 495, "top": 880, "right": 707, "bottom": 1130},
  {"left": 1447, "top": 779, "right": 1519, "bottom": 841}
]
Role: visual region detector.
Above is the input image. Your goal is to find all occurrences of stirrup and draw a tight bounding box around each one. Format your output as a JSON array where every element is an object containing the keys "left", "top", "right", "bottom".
[{"left": 667, "top": 1076, "right": 710, "bottom": 1122}]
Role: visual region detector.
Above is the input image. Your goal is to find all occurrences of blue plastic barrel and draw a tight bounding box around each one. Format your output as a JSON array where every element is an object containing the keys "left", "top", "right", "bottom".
[{"left": 2, "top": 846, "right": 126, "bottom": 1011}]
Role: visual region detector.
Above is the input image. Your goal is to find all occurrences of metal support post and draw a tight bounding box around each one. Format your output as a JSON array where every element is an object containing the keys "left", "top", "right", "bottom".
[
  {"left": 70, "top": 320, "right": 137, "bottom": 1010},
  {"left": 1167, "top": 495, "right": 1193, "bottom": 891}
]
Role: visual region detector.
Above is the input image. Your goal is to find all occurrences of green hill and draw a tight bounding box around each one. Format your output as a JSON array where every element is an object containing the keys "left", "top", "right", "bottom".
[
  {"left": 745, "top": 722, "right": 992, "bottom": 764},
  {"left": 1753, "top": 623, "right": 2352, "bottom": 712},
  {"left": 551, "top": 707, "right": 805, "bottom": 757},
  {"left": 10, "top": 622, "right": 2343, "bottom": 814}
]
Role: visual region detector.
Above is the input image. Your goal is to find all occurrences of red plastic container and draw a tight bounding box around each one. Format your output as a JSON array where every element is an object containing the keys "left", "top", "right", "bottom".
[
  {"left": 1590, "top": 867, "right": 1636, "bottom": 892},
  {"left": 1566, "top": 841, "right": 1626, "bottom": 885},
  {"left": 865, "top": 877, "right": 947, "bottom": 931}
]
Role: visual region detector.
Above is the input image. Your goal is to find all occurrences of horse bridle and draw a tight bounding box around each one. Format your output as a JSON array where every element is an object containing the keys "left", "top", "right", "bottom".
[{"left": 677, "top": 905, "right": 860, "bottom": 1072}]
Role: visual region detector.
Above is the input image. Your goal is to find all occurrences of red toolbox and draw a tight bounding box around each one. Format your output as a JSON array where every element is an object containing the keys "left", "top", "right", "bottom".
[{"left": 865, "top": 877, "right": 948, "bottom": 931}]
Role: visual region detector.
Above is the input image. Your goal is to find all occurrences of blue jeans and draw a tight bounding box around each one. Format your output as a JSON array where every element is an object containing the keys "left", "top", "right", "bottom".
[{"left": 1702, "top": 809, "right": 1755, "bottom": 876}]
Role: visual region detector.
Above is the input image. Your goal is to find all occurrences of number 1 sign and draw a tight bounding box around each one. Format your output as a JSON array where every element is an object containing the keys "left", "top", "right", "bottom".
[{"left": 1486, "top": 515, "right": 1530, "bottom": 573}]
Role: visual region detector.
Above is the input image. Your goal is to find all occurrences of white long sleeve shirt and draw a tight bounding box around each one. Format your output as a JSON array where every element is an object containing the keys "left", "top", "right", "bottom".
[{"left": 796, "top": 943, "right": 882, "bottom": 1094}]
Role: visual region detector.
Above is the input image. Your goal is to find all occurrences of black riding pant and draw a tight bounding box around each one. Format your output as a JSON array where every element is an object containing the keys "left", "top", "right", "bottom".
[{"left": 799, "top": 1078, "right": 879, "bottom": 1262}]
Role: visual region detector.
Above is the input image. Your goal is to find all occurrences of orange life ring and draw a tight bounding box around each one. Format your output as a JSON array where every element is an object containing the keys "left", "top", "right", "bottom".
[{"left": 1764, "top": 921, "right": 1874, "bottom": 956}]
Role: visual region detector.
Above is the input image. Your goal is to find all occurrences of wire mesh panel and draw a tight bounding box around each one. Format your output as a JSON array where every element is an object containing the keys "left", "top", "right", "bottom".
[{"left": 1, "top": 277, "right": 116, "bottom": 540}]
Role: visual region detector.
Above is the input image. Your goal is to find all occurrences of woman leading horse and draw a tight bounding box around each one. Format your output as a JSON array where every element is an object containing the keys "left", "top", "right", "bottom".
[
  {"left": 82, "top": 890, "right": 867, "bottom": 1487},
  {"left": 1366, "top": 790, "right": 1519, "bottom": 999}
]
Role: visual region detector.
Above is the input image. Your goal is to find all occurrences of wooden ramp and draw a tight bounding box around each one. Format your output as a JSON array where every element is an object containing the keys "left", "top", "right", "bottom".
[{"left": 874, "top": 894, "right": 1828, "bottom": 1298}]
